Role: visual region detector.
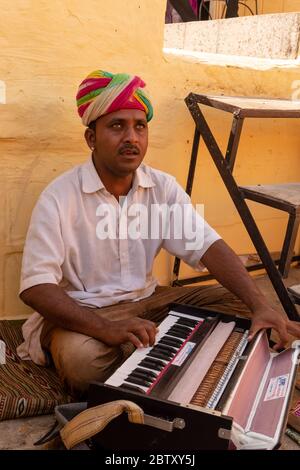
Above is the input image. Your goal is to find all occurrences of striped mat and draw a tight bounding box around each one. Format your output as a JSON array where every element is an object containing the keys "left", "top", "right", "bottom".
[{"left": 0, "top": 320, "right": 71, "bottom": 421}]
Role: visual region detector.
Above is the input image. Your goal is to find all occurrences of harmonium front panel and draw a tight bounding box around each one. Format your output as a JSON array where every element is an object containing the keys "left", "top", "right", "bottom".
[{"left": 87, "top": 303, "right": 300, "bottom": 450}]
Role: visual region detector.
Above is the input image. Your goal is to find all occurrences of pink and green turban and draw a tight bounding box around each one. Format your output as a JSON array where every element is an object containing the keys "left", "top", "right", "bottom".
[{"left": 76, "top": 70, "right": 153, "bottom": 126}]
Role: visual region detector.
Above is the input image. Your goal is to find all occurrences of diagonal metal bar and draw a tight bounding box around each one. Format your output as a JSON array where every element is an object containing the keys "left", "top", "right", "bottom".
[
  {"left": 186, "top": 127, "right": 201, "bottom": 196},
  {"left": 173, "top": 128, "right": 201, "bottom": 282},
  {"left": 225, "top": 115, "right": 244, "bottom": 172},
  {"left": 185, "top": 93, "right": 299, "bottom": 320},
  {"left": 279, "top": 212, "right": 300, "bottom": 278}
]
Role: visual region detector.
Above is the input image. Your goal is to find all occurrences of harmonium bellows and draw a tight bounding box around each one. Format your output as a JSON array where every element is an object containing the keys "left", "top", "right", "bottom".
[{"left": 87, "top": 303, "right": 300, "bottom": 450}]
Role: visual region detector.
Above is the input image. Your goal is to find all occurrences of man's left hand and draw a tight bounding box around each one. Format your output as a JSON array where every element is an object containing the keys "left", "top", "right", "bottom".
[{"left": 248, "top": 304, "right": 300, "bottom": 350}]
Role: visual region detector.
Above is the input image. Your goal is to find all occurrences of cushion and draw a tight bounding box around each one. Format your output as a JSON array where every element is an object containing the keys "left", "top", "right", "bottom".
[{"left": 0, "top": 320, "right": 71, "bottom": 421}]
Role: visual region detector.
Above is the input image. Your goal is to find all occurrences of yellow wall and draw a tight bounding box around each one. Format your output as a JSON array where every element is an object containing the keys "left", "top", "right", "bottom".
[
  {"left": 211, "top": 0, "right": 300, "bottom": 17},
  {"left": 1, "top": 0, "right": 300, "bottom": 319},
  {"left": 240, "top": 0, "right": 300, "bottom": 15}
]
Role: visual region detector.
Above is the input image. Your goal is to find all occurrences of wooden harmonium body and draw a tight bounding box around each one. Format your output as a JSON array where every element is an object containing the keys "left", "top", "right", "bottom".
[{"left": 87, "top": 303, "right": 300, "bottom": 450}]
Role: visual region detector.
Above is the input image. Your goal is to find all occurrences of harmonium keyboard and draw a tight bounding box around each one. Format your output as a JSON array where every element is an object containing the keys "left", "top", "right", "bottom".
[{"left": 87, "top": 303, "right": 300, "bottom": 450}]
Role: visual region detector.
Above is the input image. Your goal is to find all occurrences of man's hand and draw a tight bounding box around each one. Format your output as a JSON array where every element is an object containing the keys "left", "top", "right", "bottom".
[
  {"left": 103, "top": 317, "right": 158, "bottom": 349},
  {"left": 200, "top": 240, "right": 300, "bottom": 350},
  {"left": 248, "top": 304, "right": 300, "bottom": 350},
  {"left": 20, "top": 284, "right": 159, "bottom": 349}
]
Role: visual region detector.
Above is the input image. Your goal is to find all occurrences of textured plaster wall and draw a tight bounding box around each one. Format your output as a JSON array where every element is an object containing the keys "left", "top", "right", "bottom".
[
  {"left": 164, "top": 12, "right": 300, "bottom": 59},
  {"left": 1, "top": 1, "right": 300, "bottom": 319}
]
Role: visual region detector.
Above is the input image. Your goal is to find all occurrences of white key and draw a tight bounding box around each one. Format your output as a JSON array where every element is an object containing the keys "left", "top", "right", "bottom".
[
  {"left": 106, "top": 314, "right": 203, "bottom": 388},
  {"left": 106, "top": 315, "right": 181, "bottom": 387}
]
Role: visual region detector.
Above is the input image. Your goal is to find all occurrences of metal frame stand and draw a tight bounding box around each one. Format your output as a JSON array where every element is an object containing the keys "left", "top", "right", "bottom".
[{"left": 173, "top": 93, "right": 300, "bottom": 321}]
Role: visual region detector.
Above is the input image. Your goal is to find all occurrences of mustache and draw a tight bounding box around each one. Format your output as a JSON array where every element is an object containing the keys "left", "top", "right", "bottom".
[{"left": 118, "top": 145, "right": 140, "bottom": 155}]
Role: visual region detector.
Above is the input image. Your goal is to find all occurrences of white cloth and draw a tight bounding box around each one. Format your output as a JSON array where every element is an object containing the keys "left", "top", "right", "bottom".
[{"left": 17, "top": 157, "right": 220, "bottom": 364}]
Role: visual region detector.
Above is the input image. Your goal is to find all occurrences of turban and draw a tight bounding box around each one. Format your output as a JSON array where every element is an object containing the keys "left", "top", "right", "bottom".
[{"left": 76, "top": 70, "right": 153, "bottom": 126}]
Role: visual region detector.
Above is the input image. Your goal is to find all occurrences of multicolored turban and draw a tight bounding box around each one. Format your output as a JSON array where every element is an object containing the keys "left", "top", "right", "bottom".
[{"left": 76, "top": 70, "right": 153, "bottom": 126}]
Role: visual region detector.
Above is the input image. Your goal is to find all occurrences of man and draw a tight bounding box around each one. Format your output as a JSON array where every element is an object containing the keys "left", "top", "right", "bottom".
[{"left": 18, "top": 69, "right": 300, "bottom": 398}]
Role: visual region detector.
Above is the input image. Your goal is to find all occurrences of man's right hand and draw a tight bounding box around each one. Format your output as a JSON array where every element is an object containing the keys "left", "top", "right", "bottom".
[
  {"left": 103, "top": 317, "right": 158, "bottom": 349},
  {"left": 20, "top": 284, "right": 158, "bottom": 349}
]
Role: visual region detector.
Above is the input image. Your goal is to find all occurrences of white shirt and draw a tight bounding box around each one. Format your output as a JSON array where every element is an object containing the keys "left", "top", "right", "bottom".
[{"left": 18, "top": 157, "right": 220, "bottom": 364}]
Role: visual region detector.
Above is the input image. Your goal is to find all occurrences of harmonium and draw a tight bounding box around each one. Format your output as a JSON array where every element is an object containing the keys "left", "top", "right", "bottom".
[{"left": 87, "top": 303, "right": 300, "bottom": 450}]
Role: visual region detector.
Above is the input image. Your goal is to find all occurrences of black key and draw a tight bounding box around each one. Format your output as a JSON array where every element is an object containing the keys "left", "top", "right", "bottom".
[
  {"left": 171, "top": 324, "right": 192, "bottom": 334},
  {"left": 158, "top": 340, "right": 179, "bottom": 351},
  {"left": 135, "top": 367, "right": 157, "bottom": 379},
  {"left": 125, "top": 376, "right": 152, "bottom": 387},
  {"left": 128, "top": 370, "right": 154, "bottom": 381},
  {"left": 151, "top": 346, "right": 173, "bottom": 358},
  {"left": 127, "top": 373, "right": 155, "bottom": 386},
  {"left": 130, "top": 368, "right": 157, "bottom": 380},
  {"left": 139, "top": 359, "right": 164, "bottom": 371},
  {"left": 160, "top": 336, "right": 182, "bottom": 346},
  {"left": 156, "top": 343, "right": 177, "bottom": 354},
  {"left": 176, "top": 318, "right": 198, "bottom": 328},
  {"left": 169, "top": 323, "right": 192, "bottom": 333},
  {"left": 120, "top": 383, "right": 146, "bottom": 394},
  {"left": 167, "top": 327, "right": 185, "bottom": 336},
  {"left": 167, "top": 328, "right": 188, "bottom": 339},
  {"left": 162, "top": 336, "right": 183, "bottom": 347},
  {"left": 140, "top": 358, "right": 164, "bottom": 370},
  {"left": 148, "top": 350, "right": 170, "bottom": 361},
  {"left": 144, "top": 357, "right": 166, "bottom": 368},
  {"left": 153, "top": 352, "right": 174, "bottom": 361}
]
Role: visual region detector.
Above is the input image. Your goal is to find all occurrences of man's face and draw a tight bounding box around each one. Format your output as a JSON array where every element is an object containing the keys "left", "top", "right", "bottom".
[{"left": 86, "top": 109, "right": 148, "bottom": 177}]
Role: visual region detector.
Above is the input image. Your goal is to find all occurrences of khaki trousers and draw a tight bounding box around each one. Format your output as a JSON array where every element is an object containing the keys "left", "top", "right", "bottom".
[{"left": 41, "top": 285, "right": 251, "bottom": 398}]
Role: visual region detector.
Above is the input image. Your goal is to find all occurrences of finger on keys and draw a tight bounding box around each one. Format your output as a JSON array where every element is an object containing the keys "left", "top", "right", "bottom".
[
  {"left": 127, "top": 332, "right": 145, "bottom": 349},
  {"left": 147, "top": 324, "right": 158, "bottom": 347}
]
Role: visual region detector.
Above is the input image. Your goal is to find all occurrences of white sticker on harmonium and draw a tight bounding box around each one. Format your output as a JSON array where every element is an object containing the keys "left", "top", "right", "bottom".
[
  {"left": 0, "top": 340, "right": 6, "bottom": 365},
  {"left": 172, "top": 341, "right": 196, "bottom": 367},
  {"left": 264, "top": 374, "right": 289, "bottom": 401}
]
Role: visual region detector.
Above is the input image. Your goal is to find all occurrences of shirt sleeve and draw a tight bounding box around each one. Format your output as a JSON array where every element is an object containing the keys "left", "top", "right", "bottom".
[
  {"left": 19, "top": 191, "right": 65, "bottom": 294},
  {"left": 162, "top": 177, "right": 221, "bottom": 270}
]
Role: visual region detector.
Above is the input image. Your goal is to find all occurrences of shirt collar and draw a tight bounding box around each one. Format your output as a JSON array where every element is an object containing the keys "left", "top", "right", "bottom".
[
  {"left": 81, "top": 157, "right": 105, "bottom": 194},
  {"left": 81, "top": 157, "right": 156, "bottom": 194},
  {"left": 132, "top": 164, "right": 156, "bottom": 191}
]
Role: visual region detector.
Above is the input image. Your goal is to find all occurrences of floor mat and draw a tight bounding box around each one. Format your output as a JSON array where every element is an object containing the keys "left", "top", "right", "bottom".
[{"left": 0, "top": 320, "right": 71, "bottom": 421}]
